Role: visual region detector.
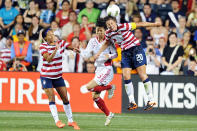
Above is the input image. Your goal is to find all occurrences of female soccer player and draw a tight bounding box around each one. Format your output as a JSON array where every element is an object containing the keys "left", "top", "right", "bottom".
[
  {"left": 95, "top": 16, "right": 161, "bottom": 111},
  {"left": 40, "top": 28, "right": 80, "bottom": 130},
  {"left": 81, "top": 19, "right": 117, "bottom": 126}
]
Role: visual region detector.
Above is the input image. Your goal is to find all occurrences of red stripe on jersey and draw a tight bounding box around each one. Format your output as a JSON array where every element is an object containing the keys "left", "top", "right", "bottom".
[
  {"left": 40, "top": 74, "right": 62, "bottom": 78},
  {"left": 40, "top": 47, "right": 47, "bottom": 50},
  {"left": 123, "top": 33, "right": 133, "bottom": 41},
  {"left": 0, "top": 51, "right": 11, "bottom": 53},
  {"left": 126, "top": 23, "right": 129, "bottom": 30},
  {"left": 41, "top": 68, "right": 62, "bottom": 72},
  {"left": 43, "top": 62, "right": 62, "bottom": 67},
  {"left": 0, "top": 56, "right": 11, "bottom": 59},
  {"left": 118, "top": 24, "right": 124, "bottom": 30}
]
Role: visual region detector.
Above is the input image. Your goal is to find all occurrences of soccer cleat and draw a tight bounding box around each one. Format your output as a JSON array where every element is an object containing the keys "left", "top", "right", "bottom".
[
  {"left": 68, "top": 121, "right": 80, "bottom": 130},
  {"left": 56, "top": 120, "right": 66, "bottom": 128},
  {"left": 144, "top": 101, "right": 156, "bottom": 111},
  {"left": 128, "top": 103, "right": 138, "bottom": 111},
  {"left": 108, "top": 85, "right": 116, "bottom": 99},
  {"left": 105, "top": 112, "right": 114, "bottom": 126}
]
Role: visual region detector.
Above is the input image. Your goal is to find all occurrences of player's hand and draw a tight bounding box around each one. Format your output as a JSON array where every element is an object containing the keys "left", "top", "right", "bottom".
[
  {"left": 155, "top": 22, "right": 161, "bottom": 27},
  {"left": 73, "top": 48, "right": 80, "bottom": 53}
]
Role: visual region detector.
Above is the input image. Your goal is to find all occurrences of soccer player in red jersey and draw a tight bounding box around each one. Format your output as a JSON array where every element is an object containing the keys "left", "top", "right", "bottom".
[
  {"left": 95, "top": 16, "right": 161, "bottom": 111},
  {"left": 40, "top": 28, "right": 80, "bottom": 130}
]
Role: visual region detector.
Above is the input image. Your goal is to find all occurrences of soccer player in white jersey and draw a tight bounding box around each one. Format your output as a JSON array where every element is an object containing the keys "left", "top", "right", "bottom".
[
  {"left": 81, "top": 19, "right": 117, "bottom": 126},
  {"left": 40, "top": 28, "right": 80, "bottom": 130},
  {"left": 95, "top": 16, "right": 161, "bottom": 111}
]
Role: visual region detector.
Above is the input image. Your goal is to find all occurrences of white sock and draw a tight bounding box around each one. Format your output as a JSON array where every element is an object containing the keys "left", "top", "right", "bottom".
[
  {"left": 63, "top": 103, "right": 73, "bottom": 123},
  {"left": 144, "top": 81, "right": 154, "bottom": 102},
  {"left": 125, "top": 82, "right": 135, "bottom": 103},
  {"left": 49, "top": 103, "right": 59, "bottom": 123}
]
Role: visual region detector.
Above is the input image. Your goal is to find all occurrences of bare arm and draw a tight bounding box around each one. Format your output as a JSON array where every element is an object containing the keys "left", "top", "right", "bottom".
[
  {"left": 43, "top": 47, "right": 58, "bottom": 63},
  {"left": 135, "top": 22, "right": 161, "bottom": 28},
  {"left": 171, "top": 57, "right": 183, "bottom": 69}
]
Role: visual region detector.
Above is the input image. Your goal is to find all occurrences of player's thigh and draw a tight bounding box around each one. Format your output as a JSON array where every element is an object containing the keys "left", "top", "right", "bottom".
[
  {"left": 43, "top": 88, "right": 55, "bottom": 102},
  {"left": 94, "top": 67, "right": 114, "bottom": 86},
  {"left": 122, "top": 68, "right": 132, "bottom": 80},
  {"left": 40, "top": 77, "right": 53, "bottom": 89},
  {"left": 92, "top": 92, "right": 100, "bottom": 99},
  {"left": 86, "top": 79, "right": 98, "bottom": 90},
  {"left": 136, "top": 64, "right": 148, "bottom": 81}
]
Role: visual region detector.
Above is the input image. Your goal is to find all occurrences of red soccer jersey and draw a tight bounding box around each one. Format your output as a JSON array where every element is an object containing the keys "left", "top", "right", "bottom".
[{"left": 105, "top": 23, "right": 140, "bottom": 51}]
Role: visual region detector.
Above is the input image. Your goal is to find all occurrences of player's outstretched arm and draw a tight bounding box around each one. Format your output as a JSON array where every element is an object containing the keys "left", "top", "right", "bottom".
[
  {"left": 135, "top": 22, "right": 161, "bottom": 28},
  {"left": 94, "top": 40, "right": 110, "bottom": 59}
]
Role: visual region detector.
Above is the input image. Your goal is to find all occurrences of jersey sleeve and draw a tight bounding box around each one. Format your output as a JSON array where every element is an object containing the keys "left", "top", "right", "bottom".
[
  {"left": 59, "top": 40, "right": 70, "bottom": 51},
  {"left": 39, "top": 44, "right": 48, "bottom": 56},
  {"left": 81, "top": 38, "right": 94, "bottom": 59}
]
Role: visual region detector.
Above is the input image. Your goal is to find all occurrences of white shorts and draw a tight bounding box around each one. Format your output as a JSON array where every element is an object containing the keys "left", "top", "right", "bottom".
[{"left": 94, "top": 66, "right": 114, "bottom": 86}]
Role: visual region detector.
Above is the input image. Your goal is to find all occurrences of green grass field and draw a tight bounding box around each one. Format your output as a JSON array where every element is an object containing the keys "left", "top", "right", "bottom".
[{"left": 0, "top": 111, "right": 197, "bottom": 131}]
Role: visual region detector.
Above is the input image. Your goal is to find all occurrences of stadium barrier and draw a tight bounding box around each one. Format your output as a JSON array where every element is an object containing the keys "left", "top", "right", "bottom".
[
  {"left": 122, "top": 75, "right": 197, "bottom": 115},
  {"left": 0, "top": 72, "right": 122, "bottom": 113}
]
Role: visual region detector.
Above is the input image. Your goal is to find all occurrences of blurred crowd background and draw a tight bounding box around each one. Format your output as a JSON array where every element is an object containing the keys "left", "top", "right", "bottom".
[{"left": 0, "top": 0, "right": 196, "bottom": 76}]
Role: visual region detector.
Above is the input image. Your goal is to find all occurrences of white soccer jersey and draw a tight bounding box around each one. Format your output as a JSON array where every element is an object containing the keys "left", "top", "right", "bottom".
[
  {"left": 39, "top": 40, "right": 70, "bottom": 79},
  {"left": 81, "top": 37, "right": 117, "bottom": 67},
  {"left": 105, "top": 23, "right": 140, "bottom": 51}
]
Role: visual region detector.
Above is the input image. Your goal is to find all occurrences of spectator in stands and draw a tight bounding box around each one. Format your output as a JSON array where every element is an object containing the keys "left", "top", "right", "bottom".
[
  {"left": 94, "top": 0, "right": 108, "bottom": 11},
  {"left": 11, "top": 30, "right": 32, "bottom": 70},
  {"left": 0, "top": 0, "right": 19, "bottom": 36},
  {"left": 150, "top": 17, "right": 168, "bottom": 46},
  {"left": 144, "top": 37, "right": 161, "bottom": 75},
  {"left": 50, "top": 21, "right": 62, "bottom": 39},
  {"left": 161, "top": 32, "right": 184, "bottom": 75},
  {"left": 11, "top": 23, "right": 28, "bottom": 42},
  {"left": 136, "top": 0, "right": 146, "bottom": 12},
  {"left": 62, "top": 37, "right": 84, "bottom": 72},
  {"left": 140, "top": 3, "right": 156, "bottom": 23},
  {"left": 27, "top": 16, "right": 43, "bottom": 54},
  {"left": 9, "top": 14, "right": 25, "bottom": 36},
  {"left": 61, "top": 11, "right": 77, "bottom": 40},
  {"left": 165, "top": 0, "right": 185, "bottom": 29},
  {"left": 134, "top": 28, "right": 146, "bottom": 48},
  {"left": 172, "top": 16, "right": 189, "bottom": 41},
  {"left": 124, "top": 0, "right": 138, "bottom": 22},
  {"left": 0, "top": 30, "right": 7, "bottom": 49},
  {"left": 23, "top": 0, "right": 40, "bottom": 29},
  {"left": 158, "top": 37, "right": 167, "bottom": 55},
  {"left": 40, "top": 0, "right": 55, "bottom": 28},
  {"left": 67, "top": 23, "right": 86, "bottom": 43},
  {"left": 86, "top": 62, "right": 95, "bottom": 73},
  {"left": 80, "top": 15, "right": 92, "bottom": 41},
  {"left": 0, "top": 36, "right": 12, "bottom": 69},
  {"left": 77, "top": 0, "right": 100, "bottom": 24},
  {"left": 155, "top": 0, "right": 172, "bottom": 22},
  {"left": 56, "top": 0, "right": 70, "bottom": 28},
  {"left": 181, "top": 32, "right": 193, "bottom": 61},
  {"left": 187, "top": 4, "right": 197, "bottom": 32}
]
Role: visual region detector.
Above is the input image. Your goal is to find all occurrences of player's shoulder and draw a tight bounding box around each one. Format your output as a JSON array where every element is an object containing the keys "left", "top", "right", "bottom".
[
  {"left": 88, "top": 37, "right": 97, "bottom": 43},
  {"left": 40, "top": 42, "right": 48, "bottom": 47}
]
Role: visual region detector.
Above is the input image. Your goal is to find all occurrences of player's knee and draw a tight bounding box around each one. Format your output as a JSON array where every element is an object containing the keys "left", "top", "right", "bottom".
[
  {"left": 123, "top": 74, "right": 130, "bottom": 80},
  {"left": 92, "top": 93, "right": 100, "bottom": 99},
  {"left": 139, "top": 73, "right": 148, "bottom": 81}
]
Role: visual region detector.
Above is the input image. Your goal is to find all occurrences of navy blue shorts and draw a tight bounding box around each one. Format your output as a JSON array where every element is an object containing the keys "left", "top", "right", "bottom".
[
  {"left": 121, "top": 46, "right": 147, "bottom": 69},
  {"left": 40, "top": 77, "right": 66, "bottom": 89}
]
